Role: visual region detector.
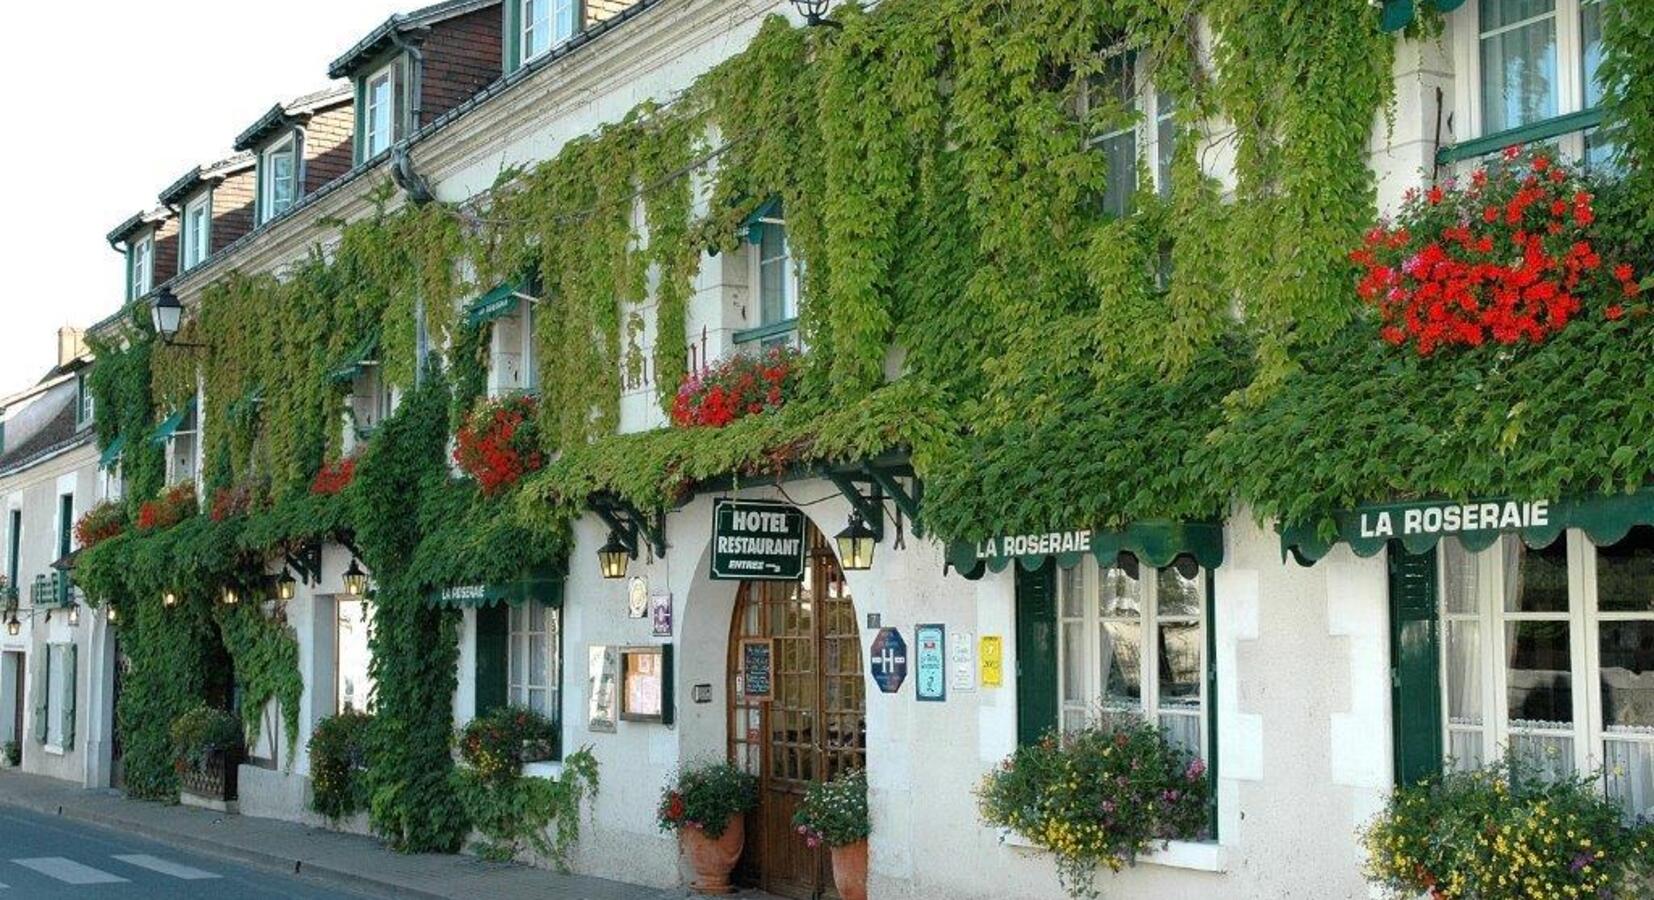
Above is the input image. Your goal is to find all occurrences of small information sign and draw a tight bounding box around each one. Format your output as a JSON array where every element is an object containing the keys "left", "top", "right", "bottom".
[{"left": 915, "top": 624, "right": 946, "bottom": 702}]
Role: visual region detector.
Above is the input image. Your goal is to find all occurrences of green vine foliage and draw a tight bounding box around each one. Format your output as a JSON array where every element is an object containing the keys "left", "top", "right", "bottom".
[
  {"left": 453, "top": 747, "right": 599, "bottom": 868},
  {"left": 86, "top": 323, "right": 165, "bottom": 517},
  {"left": 214, "top": 602, "right": 302, "bottom": 759}
]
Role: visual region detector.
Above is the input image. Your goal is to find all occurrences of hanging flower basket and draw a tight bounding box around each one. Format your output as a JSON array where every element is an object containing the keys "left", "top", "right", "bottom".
[
  {"left": 73, "top": 500, "right": 127, "bottom": 550},
  {"left": 1350, "top": 146, "right": 1645, "bottom": 356},
  {"left": 453, "top": 394, "right": 546, "bottom": 495},
  {"left": 671, "top": 346, "right": 802, "bottom": 429},
  {"left": 136, "top": 484, "right": 198, "bottom": 532}
]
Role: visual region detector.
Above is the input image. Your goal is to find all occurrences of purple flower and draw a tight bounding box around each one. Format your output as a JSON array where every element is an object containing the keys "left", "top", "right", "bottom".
[
  {"left": 1186, "top": 758, "right": 1207, "bottom": 781},
  {"left": 1571, "top": 852, "right": 1594, "bottom": 873}
]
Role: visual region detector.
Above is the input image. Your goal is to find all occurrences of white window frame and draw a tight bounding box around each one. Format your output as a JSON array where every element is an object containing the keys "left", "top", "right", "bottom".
[
  {"left": 167, "top": 405, "right": 199, "bottom": 488},
  {"left": 521, "top": 0, "right": 577, "bottom": 62},
  {"left": 260, "top": 136, "right": 298, "bottom": 224},
  {"left": 130, "top": 233, "right": 154, "bottom": 300},
  {"left": 1438, "top": 529, "right": 1654, "bottom": 820},
  {"left": 1451, "top": 0, "right": 1610, "bottom": 163},
  {"left": 1055, "top": 557, "right": 1211, "bottom": 764},
  {"left": 507, "top": 602, "right": 560, "bottom": 717},
  {"left": 1081, "top": 52, "right": 1176, "bottom": 217},
  {"left": 364, "top": 64, "right": 397, "bottom": 159},
  {"left": 181, "top": 194, "right": 211, "bottom": 271},
  {"left": 750, "top": 217, "right": 800, "bottom": 333}
]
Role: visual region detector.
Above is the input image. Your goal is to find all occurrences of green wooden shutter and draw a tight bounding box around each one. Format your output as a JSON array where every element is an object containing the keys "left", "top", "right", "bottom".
[
  {"left": 61, "top": 644, "right": 76, "bottom": 751},
  {"left": 31, "top": 650, "right": 48, "bottom": 744},
  {"left": 474, "top": 604, "right": 509, "bottom": 717},
  {"left": 1389, "top": 544, "right": 1443, "bottom": 787},
  {"left": 1014, "top": 564, "right": 1058, "bottom": 746},
  {"left": 505, "top": 0, "right": 521, "bottom": 73}
]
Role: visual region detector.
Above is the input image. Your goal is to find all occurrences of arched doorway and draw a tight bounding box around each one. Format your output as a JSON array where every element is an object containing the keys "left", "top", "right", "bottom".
[{"left": 728, "top": 525, "right": 866, "bottom": 899}]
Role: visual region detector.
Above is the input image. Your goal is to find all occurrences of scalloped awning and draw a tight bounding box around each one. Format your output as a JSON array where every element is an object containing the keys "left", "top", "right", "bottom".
[
  {"left": 946, "top": 521, "right": 1224, "bottom": 580},
  {"left": 424, "top": 567, "right": 565, "bottom": 609},
  {"left": 1279, "top": 486, "right": 1654, "bottom": 565},
  {"left": 1379, "top": 0, "right": 1466, "bottom": 33}
]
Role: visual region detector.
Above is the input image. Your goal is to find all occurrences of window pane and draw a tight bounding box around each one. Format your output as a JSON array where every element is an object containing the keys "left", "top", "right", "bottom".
[
  {"left": 1479, "top": 1, "right": 1558, "bottom": 133},
  {"left": 1156, "top": 621, "right": 1202, "bottom": 710},
  {"left": 529, "top": 630, "right": 548, "bottom": 688},
  {"left": 1445, "top": 619, "right": 1484, "bottom": 725},
  {"left": 1156, "top": 91, "right": 1175, "bottom": 197},
  {"left": 1510, "top": 730, "right": 1576, "bottom": 779},
  {"left": 1442, "top": 538, "right": 1482, "bottom": 614},
  {"left": 1605, "top": 739, "right": 1654, "bottom": 821},
  {"left": 1156, "top": 565, "right": 1201, "bottom": 617},
  {"left": 1447, "top": 730, "right": 1486, "bottom": 771},
  {"left": 556, "top": 0, "right": 577, "bottom": 41},
  {"left": 510, "top": 635, "right": 526, "bottom": 689},
  {"left": 1062, "top": 621, "right": 1085, "bottom": 703},
  {"left": 1598, "top": 526, "right": 1654, "bottom": 613},
  {"left": 1100, "top": 621, "right": 1142, "bottom": 708},
  {"left": 1600, "top": 622, "right": 1653, "bottom": 731},
  {"left": 759, "top": 225, "right": 788, "bottom": 325},
  {"left": 1506, "top": 620, "right": 1573, "bottom": 726},
  {"left": 528, "top": 687, "right": 547, "bottom": 714},
  {"left": 1504, "top": 538, "right": 1569, "bottom": 612},
  {"left": 1099, "top": 567, "right": 1141, "bottom": 617},
  {"left": 1158, "top": 711, "right": 1200, "bottom": 758},
  {"left": 1060, "top": 565, "right": 1086, "bottom": 619},
  {"left": 1100, "top": 131, "right": 1136, "bottom": 218},
  {"left": 1581, "top": 0, "right": 1606, "bottom": 109}
]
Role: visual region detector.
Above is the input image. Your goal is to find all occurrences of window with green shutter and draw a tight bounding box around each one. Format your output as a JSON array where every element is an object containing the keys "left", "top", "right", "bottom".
[
  {"left": 1014, "top": 563, "right": 1058, "bottom": 746},
  {"left": 61, "top": 644, "right": 76, "bottom": 751},
  {"left": 1388, "top": 543, "right": 1443, "bottom": 787}
]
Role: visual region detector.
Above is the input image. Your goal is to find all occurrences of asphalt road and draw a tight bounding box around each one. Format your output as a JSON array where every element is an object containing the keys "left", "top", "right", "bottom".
[{"left": 0, "top": 805, "right": 365, "bottom": 898}]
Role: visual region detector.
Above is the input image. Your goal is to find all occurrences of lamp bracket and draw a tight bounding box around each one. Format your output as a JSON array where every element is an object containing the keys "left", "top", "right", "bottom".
[
  {"left": 285, "top": 544, "right": 323, "bottom": 587},
  {"left": 825, "top": 473, "right": 886, "bottom": 543},
  {"left": 863, "top": 466, "right": 923, "bottom": 538},
  {"left": 588, "top": 494, "right": 666, "bottom": 559}
]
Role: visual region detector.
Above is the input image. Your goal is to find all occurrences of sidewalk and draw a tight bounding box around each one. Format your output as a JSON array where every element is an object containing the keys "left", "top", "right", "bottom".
[{"left": 0, "top": 769, "right": 778, "bottom": 900}]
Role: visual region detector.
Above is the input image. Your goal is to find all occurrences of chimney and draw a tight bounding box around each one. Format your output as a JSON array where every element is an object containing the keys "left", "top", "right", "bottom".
[{"left": 57, "top": 326, "right": 86, "bottom": 368}]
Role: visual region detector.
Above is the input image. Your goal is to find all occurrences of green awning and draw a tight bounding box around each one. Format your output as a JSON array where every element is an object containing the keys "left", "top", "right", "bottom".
[
  {"left": 98, "top": 435, "right": 126, "bottom": 470},
  {"left": 742, "top": 197, "right": 782, "bottom": 245},
  {"left": 149, "top": 399, "right": 195, "bottom": 446},
  {"left": 426, "top": 567, "right": 565, "bottom": 609},
  {"left": 946, "top": 521, "right": 1224, "bottom": 580},
  {"left": 327, "top": 334, "right": 380, "bottom": 384},
  {"left": 1380, "top": 0, "right": 1465, "bottom": 33},
  {"left": 226, "top": 389, "right": 264, "bottom": 427},
  {"left": 1279, "top": 485, "right": 1654, "bottom": 565},
  {"left": 464, "top": 281, "right": 523, "bottom": 328}
]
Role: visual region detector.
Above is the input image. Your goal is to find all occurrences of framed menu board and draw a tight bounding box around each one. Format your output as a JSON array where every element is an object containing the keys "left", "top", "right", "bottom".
[
  {"left": 739, "top": 638, "right": 774, "bottom": 702},
  {"left": 620, "top": 644, "right": 675, "bottom": 725}
]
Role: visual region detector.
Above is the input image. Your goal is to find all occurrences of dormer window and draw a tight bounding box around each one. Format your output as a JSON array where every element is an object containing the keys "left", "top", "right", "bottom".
[
  {"left": 520, "top": 0, "right": 578, "bottom": 62},
  {"left": 129, "top": 233, "right": 154, "bottom": 300},
  {"left": 260, "top": 136, "right": 297, "bottom": 224},
  {"left": 364, "top": 64, "right": 398, "bottom": 159},
  {"left": 181, "top": 195, "right": 211, "bottom": 271}
]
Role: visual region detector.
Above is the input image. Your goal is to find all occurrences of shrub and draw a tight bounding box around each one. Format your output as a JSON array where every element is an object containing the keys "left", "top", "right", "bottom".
[
  {"left": 977, "top": 717, "right": 1212, "bottom": 899},
  {"left": 457, "top": 706, "right": 558, "bottom": 784},
  {"left": 658, "top": 761, "right": 759, "bottom": 838},
  {"left": 793, "top": 768, "right": 870, "bottom": 848},
  {"left": 168, "top": 704, "right": 242, "bottom": 771},
  {"left": 453, "top": 394, "right": 545, "bottom": 494},
  {"left": 73, "top": 500, "right": 127, "bottom": 550},
  {"left": 136, "top": 484, "right": 198, "bottom": 532},
  {"left": 308, "top": 710, "right": 374, "bottom": 820},
  {"left": 671, "top": 345, "right": 801, "bottom": 428},
  {"left": 1363, "top": 761, "right": 1654, "bottom": 899},
  {"left": 454, "top": 746, "right": 599, "bottom": 869}
]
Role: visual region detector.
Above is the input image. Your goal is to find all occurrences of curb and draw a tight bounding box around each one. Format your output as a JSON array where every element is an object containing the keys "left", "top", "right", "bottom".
[{"left": 0, "top": 793, "right": 446, "bottom": 900}]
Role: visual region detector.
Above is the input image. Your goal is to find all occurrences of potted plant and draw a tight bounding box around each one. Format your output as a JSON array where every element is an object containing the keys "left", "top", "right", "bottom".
[
  {"left": 73, "top": 500, "right": 127, "bottom": 550},
  {"left": 457, "top": 706, "right": 559, "bottom": 782},
  {"left": 3, "top": 740, "right": 19, "bottom": 767},
  {"left": 453, "top": 394, "right": 545, "bottom": 494},
  {"left": 794, "top": 768, "right": 871, "bottom": 900},
  {"left": 671, "top": 345, "right": 802, "bottom": 428},
  {"left": 658, "top": 761, "right": 758, "bottom": 894},
  {"left": 168, "top": 704, "right": 244, "bottom": 805},
  {"left": 307, "top": 710, "right": 373, "bottom": 821}
]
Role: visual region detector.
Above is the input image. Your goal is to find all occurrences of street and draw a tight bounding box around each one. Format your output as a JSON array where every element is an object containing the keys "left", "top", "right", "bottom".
[{"left": 0, "top": 805, "right": 362, "bottom": 899}]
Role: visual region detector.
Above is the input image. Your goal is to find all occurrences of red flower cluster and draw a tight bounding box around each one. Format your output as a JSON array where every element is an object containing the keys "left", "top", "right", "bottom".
[
  {"left": 1351, "top": 146, "right": 1643, "bottom": 356},
  {"left": 209, "top": 481, "right": 263, "bottom": 522},
  {"left": 671, "top": 346, "right": 802, "bottom": 428},
  {"left": 73, "top": 501, "right": 127, "bottom": 550},
  {"left": 453, "top": 393, "right": 546, "bottom": 495},
  {"left": 136, "top": 484, "right": 198, "bottom": 532},
  {"left": 310, "top": 456, "right": 357, "bottom": 496}
]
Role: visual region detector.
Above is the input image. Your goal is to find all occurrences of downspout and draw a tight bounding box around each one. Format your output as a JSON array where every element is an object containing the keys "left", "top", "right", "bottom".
[
  {"left": 390, "top": 29, "right": 433, "bottom": 384},
  {"left": 389, "top": 30, "right": 425, "bottom": 132}
]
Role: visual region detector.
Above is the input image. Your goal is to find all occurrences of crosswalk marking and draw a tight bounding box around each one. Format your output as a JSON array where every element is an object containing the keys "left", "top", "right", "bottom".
[
  {"left": 111, "top": 854, "right": 219, "bottom": 880},
  {"left": 12, "top": 857, "right": 129, "bottom": 884}
]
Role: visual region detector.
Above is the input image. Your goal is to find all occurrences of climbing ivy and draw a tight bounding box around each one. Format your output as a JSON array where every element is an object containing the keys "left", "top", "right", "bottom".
[{"left": 214, "top": 601, "right": 302, "bottom": 760}]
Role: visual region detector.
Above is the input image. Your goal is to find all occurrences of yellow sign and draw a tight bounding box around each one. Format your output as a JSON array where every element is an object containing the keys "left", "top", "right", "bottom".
[{"left": 979, "top": 635, "right": 1003, "bottom": 687}]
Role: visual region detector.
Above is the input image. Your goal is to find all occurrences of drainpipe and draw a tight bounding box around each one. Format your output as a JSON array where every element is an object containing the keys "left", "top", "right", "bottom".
[
  {"left": 389, "top": 30, "right": 425, "bottom": 132},
  {"left": 390, "top": 29, "right": 433, "bottom": 385}
]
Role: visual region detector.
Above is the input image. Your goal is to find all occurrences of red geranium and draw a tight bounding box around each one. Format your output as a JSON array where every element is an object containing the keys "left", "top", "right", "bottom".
[
  {"left": 136, "top": 484, "right": 198, "bottom": 533},
  {"left": 209, "top": 481, "right": 264, "bottom": 522},
  {"left": 1350, "top": 147, "right": 1644, "bottom": 356},
  {"left": 73, "top": 501, "right": 127, "bottom": 550},
  {"left": 453, "top": 393, "right": 545, "bottom": 495},
  {"left": 671, "top": 346, "right": 802, "bottom": 429},
  {"left": 311, "top": 456, "right": 358, "bottom": 496}
]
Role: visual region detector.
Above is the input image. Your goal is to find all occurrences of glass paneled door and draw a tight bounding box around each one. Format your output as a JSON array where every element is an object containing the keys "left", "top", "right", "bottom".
[{"left": 729, "top": 526, "right": 865, "bottom": 899}]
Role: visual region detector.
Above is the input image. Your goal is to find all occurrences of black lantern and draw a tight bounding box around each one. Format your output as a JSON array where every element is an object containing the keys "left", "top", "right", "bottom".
[
  {"left": 835, "top": 512, "right": 877, "bottom": 571},
  {"left": 67, "top": 604, "right": 80, "bottom": 627},
  {"left": 151, "top": 287, "right": 183, "bottom": 339},
  {"left": 275, "top": 570, "right": 297, "bottom": 602},
  {"left": 5, "top": 613, "right": 18, "bottom": 636},
  {"left": 343, "top": 559, "right": 369, "bottom": 597},
  {"left": 790, "top": 0, "right": 836, "bottom": 27},
  {"left": 597, "top": 532, "right": 632, "bottom": 580}
]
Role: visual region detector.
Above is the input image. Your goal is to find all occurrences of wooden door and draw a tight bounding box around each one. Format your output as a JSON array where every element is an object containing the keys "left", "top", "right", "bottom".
[{"left": 729, "top": 527, "right": 865, "bottom": 900}]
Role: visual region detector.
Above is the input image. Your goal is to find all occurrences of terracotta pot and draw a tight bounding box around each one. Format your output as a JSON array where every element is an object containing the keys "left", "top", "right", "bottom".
[
  {"left": 683, "top": 814, "right": 744, "bottom": 895},
  {"left": 830, "top": 839, "right": 869, "bottom": 900}
]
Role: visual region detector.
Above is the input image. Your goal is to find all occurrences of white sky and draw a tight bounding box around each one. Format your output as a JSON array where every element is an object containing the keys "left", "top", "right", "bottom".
[{"left": 0, "top": 0, "right": 397, "bottom": 393}]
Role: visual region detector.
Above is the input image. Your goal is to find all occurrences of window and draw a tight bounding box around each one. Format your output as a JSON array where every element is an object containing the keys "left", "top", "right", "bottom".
[
  {"left": 168, "top": 405, "right": 199, "bottom": 487},
  {"left": 1439, "top": 529, "right": 1654, "bottom": 821},
  {"left": 1055, "top": 557, "right": 1210, "bottom": 762},
  {"left": 261, "top": 136, "right": 297, "bottom": 223},
  {"left": 74, "top": 373, "right": 94, "bottom": 429},
  {"left": 364, "top": 65, "right": 397, "bottom": 159},
  {"left": 508, "top": 602, "right": 560, "bottom": 717},
  {"left": 181, "top": 195, "right": 211, "bottom": 271},
  {"left": 129, "top": 234, "right": 153, "bottom": 300},
  {"left": 1462, "top": 0, "right": 1616, "bottom": 166},
  {"left": 6, "top": 510, "right": 19, "bottom": 594},
  {"left": 521, "top": 0, "right": 577, "bottom": 62},
  {"left": 486, "top": 298, "right": 539, "bottom": 397},
  {"left": 336, "top": 598, "right": 374, "bottom": 714},
  {"left": 350, "top": 364, "right": 393, "bottom": 438},
  {"left": 1083, "top": 53, "right": 1176, "bottom": 218},
  {"left": 40, "top": 643, "right": 76, "bottom": 750}
]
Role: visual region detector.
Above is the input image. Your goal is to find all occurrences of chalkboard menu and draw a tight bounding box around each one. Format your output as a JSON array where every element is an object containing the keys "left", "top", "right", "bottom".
[{"left": 740, "top": 638, "right": 774, "bottom": 701}]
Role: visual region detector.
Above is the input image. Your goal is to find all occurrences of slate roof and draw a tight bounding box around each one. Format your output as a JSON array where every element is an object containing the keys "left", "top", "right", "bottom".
[
  {"left": 327, "top": 0, "right": 500, "bottom": 78},
  {"left": 233, "top": 84, "right": 354, "bottom": 152}
]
